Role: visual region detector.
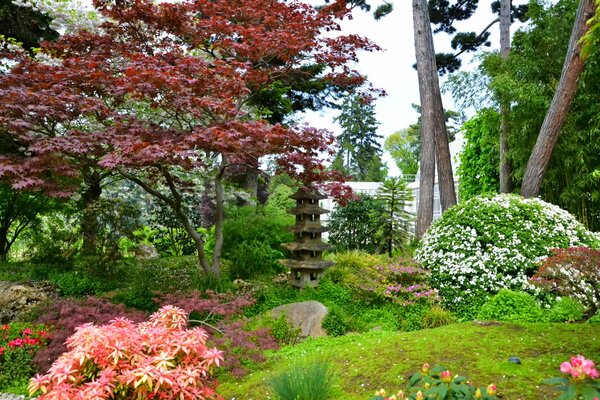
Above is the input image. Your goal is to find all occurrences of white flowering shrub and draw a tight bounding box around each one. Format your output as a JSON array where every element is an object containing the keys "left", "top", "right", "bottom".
[{"left": 416, "top": 194, "right": 599, "bottom": 315}]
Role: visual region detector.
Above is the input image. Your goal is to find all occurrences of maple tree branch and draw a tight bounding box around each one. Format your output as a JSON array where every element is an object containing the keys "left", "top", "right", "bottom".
[{"left": 116, "top": 167, "right": 174, "bottom": 206}]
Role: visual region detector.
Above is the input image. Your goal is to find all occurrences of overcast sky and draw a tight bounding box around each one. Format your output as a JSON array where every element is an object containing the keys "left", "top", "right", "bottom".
[{"left": 301, "top": 1, "right": 512, "bottom": 175}]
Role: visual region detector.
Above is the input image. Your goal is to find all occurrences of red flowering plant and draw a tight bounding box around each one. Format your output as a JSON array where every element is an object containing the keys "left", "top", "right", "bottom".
[
  {"left": 0, "top": 323, "right": 51, "bottom": 391},
  {"left": 28, "top": 305, "right": 223, "bottom": 400},
  {"left": 530, "top": 247, "right": 600, "bottom": 317},
  {"left": 544, "top": 355, "right": 600, "bottom": 399}
]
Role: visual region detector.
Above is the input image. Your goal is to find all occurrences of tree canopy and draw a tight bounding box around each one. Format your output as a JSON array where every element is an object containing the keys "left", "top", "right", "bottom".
[{"left": 0, "top": 0, "right": 378, "bottom": 275}]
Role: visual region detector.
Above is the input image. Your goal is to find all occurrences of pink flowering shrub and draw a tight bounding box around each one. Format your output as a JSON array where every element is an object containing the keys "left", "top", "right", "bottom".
[
  {"left": 28, "top": 305, "right": 223, "bottom": 400},
  {"left": 545, "top": 355, "right": 600, "bottom": 399},
  {"left": 0, "top": 323, "right": 50, "bottom": 391},
  {"left": 156, "top": 290, "right": 278, "bottom": 377},
  {"left": 365, "top": 261, "right": 440, "bottom": 306}
]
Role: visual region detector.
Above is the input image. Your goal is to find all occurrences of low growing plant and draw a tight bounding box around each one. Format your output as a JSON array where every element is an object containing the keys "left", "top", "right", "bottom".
[
  {"left": 548, "top": 297, "right": 585, "bottom": 323},
  {"left": 32, "top": 297, "right": 147, "bottom": 373},
  {"left": 267, "top": 358, "right": 334, "bottom": 400},
  {"left": 29, "top": 306, "right": 223, "bottom": 400},
  {"left": 530, "top": 247, "right": 600, "bottom": 316},
  {"left": 371, "top": 363, "right": 498, "bottom": 400},
  {"left": 0, "top": 323, "right": 50, "bottom": 392},
  {"left": 477, "top": 290, "right": 547, "bottom": 323},
  {"left": 544, "top": 355, "right": 600, "bottom": 399}
]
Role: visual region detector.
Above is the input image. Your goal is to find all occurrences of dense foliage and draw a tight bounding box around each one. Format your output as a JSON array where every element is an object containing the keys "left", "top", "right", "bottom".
[
  {"left": 221, "top": 205, "right": 292, "bottom": 279},
  {"left": 29, "top": 306, "right": 223, "bottom": 400},
  {"left": 328, "top": 193, "right": 387, "bottom": 254},
  {"left": 530, "top": 247, "right": 600, "bottom": 316},
  {"left": 416, "top": 194, "right": 599, "bottom": 316},
  {"left": 0, "top": 323, "right": 50, "bottom": 393}
]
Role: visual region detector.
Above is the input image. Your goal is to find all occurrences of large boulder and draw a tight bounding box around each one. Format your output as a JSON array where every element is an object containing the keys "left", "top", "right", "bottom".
[
  {"left": 0, "top": 281, "right": 56, "bottom": 323},
  {"left": 271, "top": 300, "right": 328, "bottom": 338}
]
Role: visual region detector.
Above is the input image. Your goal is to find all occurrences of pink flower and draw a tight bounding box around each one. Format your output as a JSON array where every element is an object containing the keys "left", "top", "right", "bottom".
[
  {"left": 441, "top": 370, "right": 452, "bottom": 383},
  {"left": 560, "top": 355, "right": 599, "bottom": 381}
]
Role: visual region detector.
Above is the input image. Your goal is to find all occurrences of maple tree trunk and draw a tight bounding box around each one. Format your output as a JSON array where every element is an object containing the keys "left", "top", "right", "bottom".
[
  {"left": 521, "top": 0, "right": 596, "bottom": 197},
  {"left": 499, "top": 0, "right": 513, "bottom": 193},
  {"left": 211, "top": 166, "right": 225, "bottom": 278},
  {"left": 413, "top": 0, "right": 437, "bottom": 239},
  {"left": 81, "top": 175, "right": 102, "bottom": 256},
  {"left": 0, "top": 231, "right": 8, "bottom": 262}
]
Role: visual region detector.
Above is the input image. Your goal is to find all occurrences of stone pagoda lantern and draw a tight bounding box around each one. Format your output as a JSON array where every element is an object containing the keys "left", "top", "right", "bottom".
[{"left": 280, "top": 187, "right": 333, "bottom": 288}]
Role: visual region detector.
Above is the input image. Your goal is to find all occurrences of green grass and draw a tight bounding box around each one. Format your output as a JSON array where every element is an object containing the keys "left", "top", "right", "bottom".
[{"left": 218, "top": 322, "right": 600, "bottom": 400}]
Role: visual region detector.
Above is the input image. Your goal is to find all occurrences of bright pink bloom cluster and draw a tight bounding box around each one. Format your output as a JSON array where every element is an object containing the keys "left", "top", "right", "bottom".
[
  {"left": 29, "top": 305, "right": 223, "bottom": 400},
  {"left": 0, "top": 323, "right": 50, "bottom": 360},
  {"left": 560, "top": 355, "right": 599, "bottom": 380}
]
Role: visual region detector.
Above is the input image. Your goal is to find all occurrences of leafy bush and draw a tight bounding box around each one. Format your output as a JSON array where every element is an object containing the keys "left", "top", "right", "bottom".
[
  {"left": 477, "top": 290, "right": 547, "bottom": 323},
  {"left": 155, "top": 290, "right": 278, "bottom": 378},
  {"left": 422, "top": 306, "right": 455, "bottom": 329},
  {"left": 328, "top": 193, "right": 388, "bottom": 253},
  {"left": 29, "top": 306, "right": 223, "bottom": 400},
  {"left": 268, "top": 358, "right": 334, "bottom": 400},
  {"left": 548, "top": 297, "right": 585, "bottom": 323},
  {"left": 0, "top": 323, "right": 50, "bottom": 393},
  {"left": 416, "top": 194, "right": 599, "bottom": 313},
  {"left": 371, "top": 363, "right": 498, "bottom": 400},
  {"left": 530, "top": 247, "right": 600, "bottom": 316},
  {"left": 322, "top": 306, "right": 352, "bottom": 337},
  {"left": 221, "top": 205, "right": 293, "bottom": 279},
  {"left": 32, "top": 297, "right": 147, "bottom": 373},
  {"left": 266, "top": 314, "right": 302, "bottom": 346}
]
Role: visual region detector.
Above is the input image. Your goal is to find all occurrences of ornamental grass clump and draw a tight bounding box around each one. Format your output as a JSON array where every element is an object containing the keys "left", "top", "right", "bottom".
[
  {"left": 28, "top": 305, "right": 223, "bottom": 400},
  {"left": 416, "top": 194, "right": 599, "bottom": 313}
]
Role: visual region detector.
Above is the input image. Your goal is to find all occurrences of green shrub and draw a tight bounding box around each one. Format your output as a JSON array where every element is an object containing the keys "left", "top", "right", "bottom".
[
  {"left": 548, "top": 297, "right": 585, "bottom": 322},
  {"left": 477, "top": 290, "right": 547, "bottom": 323},
  {"left": 416, "top": 194, "right": 599, "bottom": 315},
  {"left": 222, "top": 205, "right": 293, "bottom": 279},
  {"left": 588, "top": 312, "right": 600, "bottom": 324},
  {"left": 49, "top": 271, "right": 101, "bottom": 296},
  {"left": 322, "top": 306, "right": 351, "bottom": 337},
  {"left": 267, "top": 358, "right": 334, "bottom": 400},
  {"left": 422, "top": 305, "right": 455, "bottom": 329},
  {"left": 267, "top": 314, "right": 302, "bottom": 346}
]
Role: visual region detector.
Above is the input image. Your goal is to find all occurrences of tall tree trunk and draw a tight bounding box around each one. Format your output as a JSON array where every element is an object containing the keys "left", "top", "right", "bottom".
[
  {"left": 81, "top": 173, "right": 102, "bottom": 256},
  {"left": 413, "top": 0, "right": 457, "bottom": 238},
  {"left": 499, "top": 0, "right": 513, "bottom": 193},
  {"left": 211, "top": 163, "right": 226, "bottom": 278},
  {"left": 413, "top": 0, "right": 436, "bottom": 239},
  {"left": 521, "top": 0, "right": 597, "bottom": 197}
]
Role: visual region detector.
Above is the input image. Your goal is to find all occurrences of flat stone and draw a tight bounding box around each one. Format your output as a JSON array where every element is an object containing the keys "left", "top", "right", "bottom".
[{"left": 271, "top": 300, "right": 328, "bottom": 337}]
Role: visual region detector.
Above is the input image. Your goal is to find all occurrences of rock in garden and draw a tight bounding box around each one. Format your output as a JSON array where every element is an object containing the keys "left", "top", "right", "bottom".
[
  {"left": 271, "top": 300, "right": 328, "bottom": 338},
  {"left": 0, "top": 281, "right": 56, "bottom": 324},
  {"left": 135, "top": 244, "right": 160, "bottom": 260}
]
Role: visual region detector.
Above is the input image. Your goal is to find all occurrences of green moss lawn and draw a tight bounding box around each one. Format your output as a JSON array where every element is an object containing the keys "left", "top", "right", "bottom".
[{"left": 219, "top": 322, "right": 600, "bottom": 400}]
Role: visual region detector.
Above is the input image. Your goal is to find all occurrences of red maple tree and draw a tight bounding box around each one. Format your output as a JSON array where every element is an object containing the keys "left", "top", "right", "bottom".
[{"left": 0, "top": 0, "right": 379, "bottom": 276}]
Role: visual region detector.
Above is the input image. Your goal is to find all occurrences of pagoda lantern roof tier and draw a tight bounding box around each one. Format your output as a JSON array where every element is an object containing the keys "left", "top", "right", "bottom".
[
  {"left": 289, "top": 188, "right": 327, "bottom": 200},
  {"left": 288, "top": 204, "right": 329, "bottom": 215},
  {"left": 279, "top": 259, "right": 334, "bottom": 270},
  {"left": 287, "top": 224, "right": 329, "bottom": 233},
  {"left": 281, "top": 242, "right": 332, "bottom": 252}
]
